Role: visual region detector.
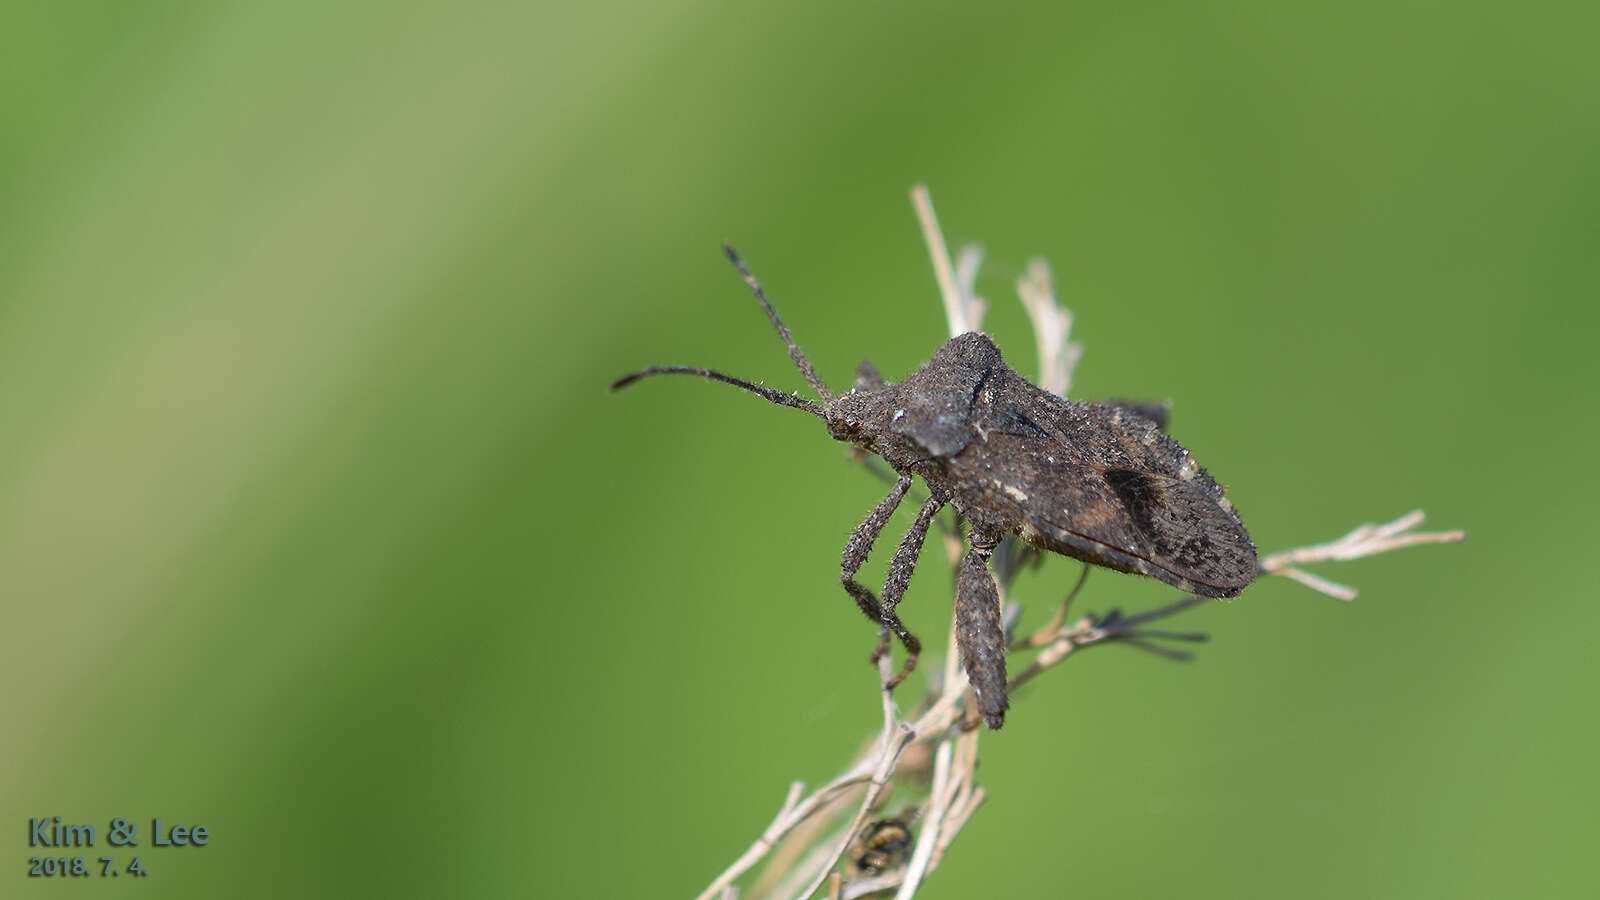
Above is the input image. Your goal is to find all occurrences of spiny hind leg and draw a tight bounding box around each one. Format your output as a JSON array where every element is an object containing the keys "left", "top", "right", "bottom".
[{"left": 955, "top": 528, "right": 1008, "bottom": 729}]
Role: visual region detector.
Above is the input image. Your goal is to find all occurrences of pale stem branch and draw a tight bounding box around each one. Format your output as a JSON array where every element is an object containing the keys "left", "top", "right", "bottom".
[
  {"left": 930, "top": 784, "right": 986, "bottom": 867},
  {"left": 954, "top": 244, "right": 989, "bottom": 335},
  {"left": 769, "top": 841, "right": 849, "bottom": 900},
  {"left": 1016, "top": 259, "right": 1082, "bottom": 397},
  {"left": 792, "top": 655, "right": 917, "bottom": 900},
  {"left": 911, "top": 184, "right": 984, "bottom": 336},
  {"left": 694, "top": 768, "right": 875, "bottom": 900},
  {"left": 1017, "top": 563, "right": 1090, "bottom": 649},
  {"left": 894, "top": 547, "right": 993, "bottom": 900},
  {"left": 1259, "top": 510, "right": 1466, "bottom": 601}
]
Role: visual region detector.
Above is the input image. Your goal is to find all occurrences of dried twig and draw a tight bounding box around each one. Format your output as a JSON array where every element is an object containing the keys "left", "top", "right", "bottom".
[
  {"left": 791, "top": 657, "right": 916, "bottom": 900},
  {"left": 1260, "top": 510, "right": 1465, "bottom": 601},
  {"left": 911, "top": 185, "right": 984, "bottom": 336},
  {"left": 1015, "top": 259, "right": 1082, "bottom": 397},
  {"left": 692, "top": 188, "right": 1462, "bottom": 899}
]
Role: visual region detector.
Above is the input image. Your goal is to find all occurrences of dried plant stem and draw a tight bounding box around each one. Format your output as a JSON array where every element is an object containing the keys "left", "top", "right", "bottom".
[
  {"left": 1260, "top": 510, "right": 1465, "bottom": 601},
  {"left": 893, "top": 592, "right": 974, "bottom": 900},
  {"left": 695, "top": 773, "right": 873, "bottom": 900},
  {"left": 1015, "top": 259, "right": 1082, "bottom": 397},
  {"left": 1016, "top": 564, "right": 1091, "bottom": 650},
  {"left": 792, "top": 657, "right": 917, "bottom": 900},
  {"left": 911, "top": 185, "right": 985, "bottom": 336}
]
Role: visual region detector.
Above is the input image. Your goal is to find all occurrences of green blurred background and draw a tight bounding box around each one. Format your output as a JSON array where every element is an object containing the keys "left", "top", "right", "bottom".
[{"left": 3, "top": 1, "right": 1595, "bottom": 897}]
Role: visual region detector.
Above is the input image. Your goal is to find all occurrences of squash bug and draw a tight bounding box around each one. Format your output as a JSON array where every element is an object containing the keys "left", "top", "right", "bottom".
[{"left": 611, "top": 245, "right": 1256, "bottom": 728}]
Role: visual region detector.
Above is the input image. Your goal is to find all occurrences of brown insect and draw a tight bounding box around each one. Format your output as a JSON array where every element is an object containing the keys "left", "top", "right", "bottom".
[{"left": 612, "top": 246, "right": 1256, "bottom": 728}]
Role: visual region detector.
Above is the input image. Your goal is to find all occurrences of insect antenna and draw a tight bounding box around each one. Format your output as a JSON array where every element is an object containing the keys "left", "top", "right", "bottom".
[
  {"left": 609, "top": 365, "right": 826, "bottom": 419},
  {"left": 722, "top": 243, "right": 835, "bottom": 403}
]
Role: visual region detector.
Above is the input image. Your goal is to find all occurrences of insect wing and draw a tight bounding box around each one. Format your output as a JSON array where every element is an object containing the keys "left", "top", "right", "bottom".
[{"left": 951, "top": 385, "right": 1255, "bottom": 596}]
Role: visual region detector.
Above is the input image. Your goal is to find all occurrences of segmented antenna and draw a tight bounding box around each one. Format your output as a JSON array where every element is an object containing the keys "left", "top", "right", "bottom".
[
  {"left": 609, "top": 366, "right": 826, "bottom": 419},
  {"left": 722, "top": 244, "right": 834, "bottom": 404}
]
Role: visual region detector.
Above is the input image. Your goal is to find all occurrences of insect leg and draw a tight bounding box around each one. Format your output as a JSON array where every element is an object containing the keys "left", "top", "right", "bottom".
[
  {"left": 956, "top": 528, "right": 1009, "bottom": 729},
  {"left": 841, "top": 475, "right": 913, "bottom": 636},
  {"left": 876, "top": 494, "right": 944, "bottom": 688},
  {"left": 848, "top": 451, "right": 957, "bottom": 539}
]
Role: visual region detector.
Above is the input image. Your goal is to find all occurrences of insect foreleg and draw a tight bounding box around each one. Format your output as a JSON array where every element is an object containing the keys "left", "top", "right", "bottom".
[
  {"left": 841, "top": 474, "right": 914, "bottom": 637},
  {"left": 875, "top": 493, "right": 944, "bottom": 688}
]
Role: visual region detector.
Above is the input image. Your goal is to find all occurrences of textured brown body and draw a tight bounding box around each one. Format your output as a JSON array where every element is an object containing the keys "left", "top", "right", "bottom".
[
  {"left": 826, "top": 333, "right": 1255, "bottom": 727},
  {"left": 829, "top": 333, "right": 1256, "bottom": 598},
  {"left": 612, "top": 246, "right": 1256, "bottom": 730}
]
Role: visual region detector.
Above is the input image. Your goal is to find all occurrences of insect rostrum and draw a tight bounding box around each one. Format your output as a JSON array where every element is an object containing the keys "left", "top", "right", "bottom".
[{"left": 611, "top": 245, "right": 1257, "bottom": 729}]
